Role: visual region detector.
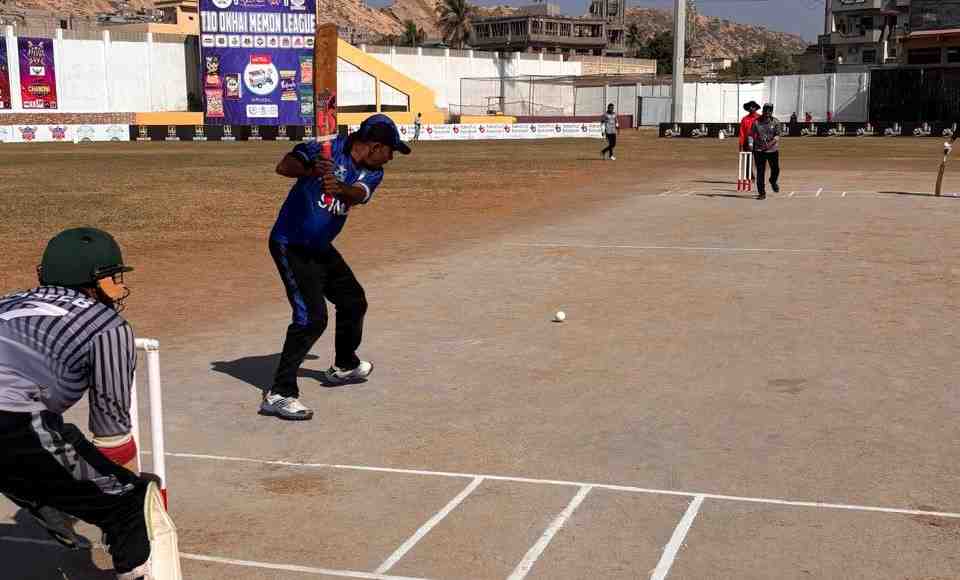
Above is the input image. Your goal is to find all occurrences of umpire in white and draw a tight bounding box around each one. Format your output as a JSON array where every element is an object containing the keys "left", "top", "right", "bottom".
[{"left": 0, "top": 228, "right": 180, "bottom": 580}]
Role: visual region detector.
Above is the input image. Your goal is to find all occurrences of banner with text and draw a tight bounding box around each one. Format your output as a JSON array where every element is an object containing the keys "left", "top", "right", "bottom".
[
  {"left": 0, "top": 41, "right": 11, "bottom": 110},
  {"left": 349, "top": 123, "right": 605, "bottom": 142},
  {"left": 199, "top": 0, "right": 316, "bottom": 125},
  {"left": 18, "top": 37, "right": 57, "bottom": 110}
]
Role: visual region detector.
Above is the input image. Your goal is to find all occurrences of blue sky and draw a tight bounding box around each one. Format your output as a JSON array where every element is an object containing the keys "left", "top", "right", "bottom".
[{"left": 370, "top": 0, "right": 826, "bottom": 43}]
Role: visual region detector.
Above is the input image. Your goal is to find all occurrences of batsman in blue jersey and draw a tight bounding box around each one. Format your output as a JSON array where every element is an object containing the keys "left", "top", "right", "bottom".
[{"left": 263, "top": 114, "right": 411, "bottom": 421}]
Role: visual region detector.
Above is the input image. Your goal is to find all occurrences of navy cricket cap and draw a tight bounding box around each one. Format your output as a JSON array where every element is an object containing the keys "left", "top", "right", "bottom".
[{"left": 358, "top": 114, "right": 411, "bottom": 155}]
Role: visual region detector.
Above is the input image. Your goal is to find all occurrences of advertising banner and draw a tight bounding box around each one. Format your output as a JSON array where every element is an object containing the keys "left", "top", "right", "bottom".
[
  {"left": 18, "top": 37, "right": 57, "bottom": 109},
  {"left": 199, "top": 0, "right": 317, "bottom": 125},
  {"left": 348, "top": 123, "right": 603, "bottom": 141},
  {"left": 0, "top": 124, "right": 129, "bottom": 143},
  {"left": 0, "top": 41, "right": 11, "bottom": 110}
]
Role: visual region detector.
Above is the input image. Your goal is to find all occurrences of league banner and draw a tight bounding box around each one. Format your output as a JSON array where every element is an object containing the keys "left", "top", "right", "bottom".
[
  {"left": 18, "top": 37, "right": 57, "bottom": 109},
  {"left": 0, "top": 41, "right": 11, "bottom": 110},
  {"left": 199, "top": 0, "right": 316, "bottom": 125}
]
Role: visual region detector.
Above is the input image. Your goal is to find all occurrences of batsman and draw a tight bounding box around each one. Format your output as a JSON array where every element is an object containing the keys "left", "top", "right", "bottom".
[
  {"left": 263, "top": 114, "right": 411, "bottom": 421},
  {"left": 0, "top": 228, "right": 181, "bottom": 579}
]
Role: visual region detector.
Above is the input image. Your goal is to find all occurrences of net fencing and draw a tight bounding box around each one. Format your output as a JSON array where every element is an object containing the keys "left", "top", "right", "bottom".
[
  {"left": 459, "top": 73, "right": 876, "bottom": 126},
  {"left": 457, "top": 75, "right": 646, "bottom": 120}
]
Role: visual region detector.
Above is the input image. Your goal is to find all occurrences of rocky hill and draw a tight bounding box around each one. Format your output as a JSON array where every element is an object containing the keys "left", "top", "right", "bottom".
[
  {"left": 4, "top": 0, "right": 808, "bottom": 59},
  {"left": 624, "top": 8, "right": 808, "bottom": 60},
  {"left": 0, "top": 0, "right": 153, "bottom": 16}
]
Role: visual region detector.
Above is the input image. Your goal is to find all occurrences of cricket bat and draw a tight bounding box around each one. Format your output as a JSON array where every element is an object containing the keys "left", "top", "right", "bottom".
[
  {"left": 314, "top": 23, "right": 338, "bottom": 160},
  {"left": 935, "top": 124, "right": 959, "bottom": 196}
]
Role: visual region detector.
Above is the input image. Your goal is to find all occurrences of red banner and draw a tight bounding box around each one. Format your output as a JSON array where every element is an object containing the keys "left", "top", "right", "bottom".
[
  {"left": 0, "top": 41, "right": 11, "bottom": 109},
  {"left": 18, "top": 37, "right": 58, "bottom": 110}
]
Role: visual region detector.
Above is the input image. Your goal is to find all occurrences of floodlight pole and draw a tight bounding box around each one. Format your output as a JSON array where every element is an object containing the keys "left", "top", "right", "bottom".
[{"left": 672, "top": 0, "right": 686, "bottom": 122}]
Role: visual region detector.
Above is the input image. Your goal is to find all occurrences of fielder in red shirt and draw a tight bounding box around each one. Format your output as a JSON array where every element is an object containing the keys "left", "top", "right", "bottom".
[{"left": 739, "top": 101, "right": 761, "bottom": 152}]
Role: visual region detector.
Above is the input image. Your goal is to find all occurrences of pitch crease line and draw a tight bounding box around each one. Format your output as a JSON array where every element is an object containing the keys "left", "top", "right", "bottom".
[
  {"left": 375, "top": 477, "right": 484, "bottom": 574},
  {"left": 507, "top": 485, "right": 593, "bottom": 580},
  {"left": 504, "top": 242, "right": 840, "bottom": 254},
  {"left": 0, "top": 539, "right": 430, "bottom": 580},
  {"left": 182, "top": 553, "right": 431, "bottom": 579},
  {"left": 650, "top": 495, "right": 705, "bottom": 580},
  {"left": 162, "top": 452, "right": 960, "bottom": 520}
]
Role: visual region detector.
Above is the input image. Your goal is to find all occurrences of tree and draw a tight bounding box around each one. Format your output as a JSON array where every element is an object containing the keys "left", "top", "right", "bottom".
[
  {"left": 625, "top": 23, "right": 643, "bottom": 58},
  {"left": 401, "top": 20, "right": 425, "bottom": 47},
  {"left": 718, "top": 47, "right": 799, "bottom": 79},
  {"left": 636, "top": 31, "right": 690, "bottom": 75},
  {"left": 437, "top": 0, "right": 475, "bottom": 49}
]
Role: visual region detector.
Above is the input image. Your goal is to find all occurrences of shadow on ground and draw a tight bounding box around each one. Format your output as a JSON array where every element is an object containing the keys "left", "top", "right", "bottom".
[
  {"left": 697, "top": 193, "right": 758, "bottom": 200},
  {"left": 878, "top": 191, "right": 958, "bottom": 198},
  {"left": 211, "top": 354, "right": 366, "bottom": 390},
  {"left": 694, "top": 179, "right": 735, "bottom": 185},
  {"left": 0, "top": 509, "right": 110, "bottom": 580}
]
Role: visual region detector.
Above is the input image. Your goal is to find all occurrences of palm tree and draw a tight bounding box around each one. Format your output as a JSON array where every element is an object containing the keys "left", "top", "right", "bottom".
[
  {"left": 625, "top": 23, "right": 643, "bottom": 58},
  {"left": 401, "top": 20, "right": 424, "bottom": 47},
  {"left": 437, "top": 0, "right": 475, "bottom": 49}
]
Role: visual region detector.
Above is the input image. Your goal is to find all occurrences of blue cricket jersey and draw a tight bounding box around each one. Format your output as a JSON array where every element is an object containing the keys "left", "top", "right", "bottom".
[{"left": 270, "top": 136, "right": 384, "bottom": 249}]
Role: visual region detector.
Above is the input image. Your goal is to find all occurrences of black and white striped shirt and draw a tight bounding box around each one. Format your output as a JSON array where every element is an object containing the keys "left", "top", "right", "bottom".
[{"left": 0, "top": 286, "right": 135, "bottom": 437}]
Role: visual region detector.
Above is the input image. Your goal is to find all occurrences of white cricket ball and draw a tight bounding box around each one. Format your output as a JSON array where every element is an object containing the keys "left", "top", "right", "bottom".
[{"left": 553, "top": 311, "right": 566, "bottom": 322}]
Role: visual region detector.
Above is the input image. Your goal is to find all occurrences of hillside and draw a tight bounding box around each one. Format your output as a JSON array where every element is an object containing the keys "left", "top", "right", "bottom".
[
  {"left": 0, "top": 0, "right": 153, "bottom": 16},
  {"left": 4, "top": 0, "right": 808, "bottom": 60},
  {"left": 624, "top": 8, "right": 808, "bottom": 60}
]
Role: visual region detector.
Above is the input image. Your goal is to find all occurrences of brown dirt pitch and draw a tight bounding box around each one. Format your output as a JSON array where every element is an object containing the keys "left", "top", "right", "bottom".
[{"left": 1, "top": 132, "right": 960, "bottom": 580}]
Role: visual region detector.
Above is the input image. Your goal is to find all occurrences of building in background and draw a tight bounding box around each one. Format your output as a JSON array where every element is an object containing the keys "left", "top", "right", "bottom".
[
  {"left": 819, "top": 0, "right": 960, "bottom": 70},
  {"left": 901, "top": 0, "right": 960, "bottom": 65},
  {"left": 471, "top": 0, "right": 625, "bottom": 56},
  {"left": 819, "top": 0, "right": 910, "bottom": 72},
  {"left": 103, "top": 0, "right": 196, "bottom": 35},
  {"left": 795, "top": 45, "right": 821, "bottom": 74},
  {"left": 587, "top": 0, "right": 625, "bottom": 56},
  {"left": 0, "top": 2, "right": 164, "bottom": 35}
]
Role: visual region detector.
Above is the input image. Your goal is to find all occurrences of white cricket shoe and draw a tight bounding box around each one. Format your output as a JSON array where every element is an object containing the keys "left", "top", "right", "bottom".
[
  {"left": 609, "top": 156, "right": 616, "bottom": 161},
  {"left": 259, "top": 392, "right": 314, "bottom": 421},
  {"left": 323, "top": 361, "right": 374, "bottom": 385}
]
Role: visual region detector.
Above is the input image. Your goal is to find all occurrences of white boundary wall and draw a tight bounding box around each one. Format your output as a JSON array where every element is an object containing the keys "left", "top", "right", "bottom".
[
  {"left": 685, "top": 82, "right": 765, "bottom": 124},
  {"left": 764, "top": 73, "right": 870, "bottom": 122},
  {"left": 636, "top": 74, "right": 870, "bottom": 125},
  {"left": 359, "top": 45, "right": 581, "bottom": 112},
  {"left": 636, "top": 82, "right": 765, "bottom": 125},
  {"left": 1, "top": 26, "right": 187, "bottom": 114}
]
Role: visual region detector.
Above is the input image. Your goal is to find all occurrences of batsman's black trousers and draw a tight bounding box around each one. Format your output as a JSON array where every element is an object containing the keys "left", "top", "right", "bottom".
[
  {"left": 0, "top": 410, "right": 150, "bottom": 574},
  {"left": 754, "top": 150, "right": 780, "bottom": 194},
  {"left": 601, "top": 133, "right": 617, "bottom": 157},
  {"left": 270, "top": 240, "right": 367, "bottom": 397}
]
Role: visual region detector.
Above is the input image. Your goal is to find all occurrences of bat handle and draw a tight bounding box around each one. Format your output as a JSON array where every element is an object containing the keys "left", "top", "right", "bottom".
[{"left": 322, "top": 141, "right": 332, "bottom": 160}]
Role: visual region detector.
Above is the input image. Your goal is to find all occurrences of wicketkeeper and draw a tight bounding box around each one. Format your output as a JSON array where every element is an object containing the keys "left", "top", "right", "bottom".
[
  {"left": 264, "top": 114, "right": 411, "bottom": 421},
  {"left": 0, "top": 227, "right": 181, "bottom": 580}
]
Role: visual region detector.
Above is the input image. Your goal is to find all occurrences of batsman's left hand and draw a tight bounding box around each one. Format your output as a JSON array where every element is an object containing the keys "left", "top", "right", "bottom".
[
  {"left": 321, "top": 170, "right": 341, "bottom": 196},
  {"left": 310, "top": 158, "right": 334, "bottom": 178}
]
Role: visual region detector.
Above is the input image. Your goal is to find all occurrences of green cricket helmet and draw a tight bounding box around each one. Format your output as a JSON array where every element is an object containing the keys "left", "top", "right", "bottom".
[{"left": 39, "top": 227, "right": 133, "bottom": 287}]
